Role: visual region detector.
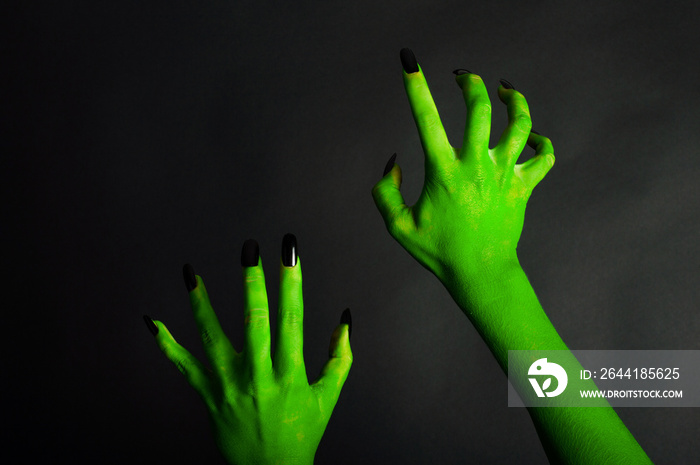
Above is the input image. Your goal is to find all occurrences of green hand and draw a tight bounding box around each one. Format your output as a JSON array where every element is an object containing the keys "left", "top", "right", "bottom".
[
  {"left": 373, "top": 50, "right": 652, "bottom": 464},
  {"left": 145, "top": 237, "right": 352, "bottom": 465},
  {"left": 373, "top": 62, "right": 554, "bottom": 289}
]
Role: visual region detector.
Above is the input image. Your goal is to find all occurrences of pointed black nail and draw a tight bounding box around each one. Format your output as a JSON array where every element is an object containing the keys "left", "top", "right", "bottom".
[
  {"left": 383, "top": 153, "right": 397, "bottom": 177},
  {"left": 143, "top": 315, "right": 158, "bottom": 336},
  {"left": 183, "top": 263, "right": 197, "bottom": 292},
  {"left": 241, "top": 239, "right": 260, "bottom": 267},
  {"left": 341, "top": 308, "right": 352, "bottom": 340},
  {"left": 282, "top": 233, "right": 297, "bottom": 267},
  {"left": 499, "top": 79, "right": 515, "bottom": 90},
  {"left": 400, "top": 48, "right": 419, "bottom": 74},
  {"left": 531, "top": 130, "right": 541, "bottom": 135},
  {"left": 453, "top": 69, "right": 472, "bottom": 75}
]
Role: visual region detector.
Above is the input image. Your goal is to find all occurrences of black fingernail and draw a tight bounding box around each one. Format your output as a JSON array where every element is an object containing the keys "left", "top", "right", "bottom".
[
  {"left": 499, "top": 79, "right": 515, "bottom": 90},
  {"left": 143, "top": 315, "right": 158, "bottom": 336},
  {"left": 241, "top": 239, "right": 259, "bottom": 267},
  {"left": 453, "top": 69, "right": 472, "bottom": 75},
  {"left": 183, "top": 263, "right": 197, "bottom": 292},
  {"left": 341, "top": 308, "right": 352, "bottom": 340},
  {"left": 400, "top": 48, "right": 419, "bottom": 74},
  {"left": 282, "top": 233, "right": 297, "bottom": 267},
  {"left": 383, "top": 153, "right": 397, "bottom": 177},
  {"left": 531, "top": 130, "right": 541, "bottom": 135}
]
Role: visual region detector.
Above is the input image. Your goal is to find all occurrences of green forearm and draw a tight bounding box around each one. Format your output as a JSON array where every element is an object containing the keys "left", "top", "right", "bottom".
[
  {"left": 528, "top": 405, "right": 651, "bottom": 464},
  {"left": 442, "top": 256, "right": 567, "bottom": 371},
  {"left": 442, "top": 259, "right": 652, "bottom": 464}
]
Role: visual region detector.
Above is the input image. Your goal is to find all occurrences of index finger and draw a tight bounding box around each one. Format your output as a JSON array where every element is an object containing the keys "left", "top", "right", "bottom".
[{"left": 401, "top": 48, "right": 454, "bottom": 167}]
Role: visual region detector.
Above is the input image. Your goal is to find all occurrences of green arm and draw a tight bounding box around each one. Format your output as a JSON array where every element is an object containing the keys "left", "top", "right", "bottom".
[
  {"left": 372, "top": 50, "right": 652, "bottom": 464},
  {"left": 145, "top": 236, "right": 352, "bottom": 465},
  {"left": 450, "top": 260, "right": 650, "bottom": 464}
]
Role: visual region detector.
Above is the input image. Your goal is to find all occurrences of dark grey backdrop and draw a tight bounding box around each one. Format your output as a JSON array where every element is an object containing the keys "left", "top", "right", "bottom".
[{"left": 7, "top": 1, "right": 699, "bottom": 463}]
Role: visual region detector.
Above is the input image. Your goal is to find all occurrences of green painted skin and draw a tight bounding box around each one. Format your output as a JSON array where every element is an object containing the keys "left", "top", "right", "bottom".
[
  {"left": 152, "top": 256, "right": 352, "bottom": 465},
  {"left": 373, "top": 65, "right": 653, "bottom": 464}
]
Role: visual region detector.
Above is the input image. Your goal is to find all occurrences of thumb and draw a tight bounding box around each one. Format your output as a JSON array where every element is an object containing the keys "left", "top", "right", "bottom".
[
  {"left": 145, "top": 316, "right": 214, "bottom": 407},
  {"left": 312, "top": 309, "right": 353, "bottom": 416},
  {"left": 371, "top": 154, "right": 414, "bottom": 239}
]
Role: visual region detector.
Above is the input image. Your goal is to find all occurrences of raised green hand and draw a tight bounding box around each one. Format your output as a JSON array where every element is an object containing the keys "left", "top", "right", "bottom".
[
  {"left": 373, "top": 49, "right": 652, "bottom": 464},
  {"left": 145, "top": 236, "right": 352, "bottom": 465},
  {"left": 373, "top": 54, "right": 554, "bottom": 289}
]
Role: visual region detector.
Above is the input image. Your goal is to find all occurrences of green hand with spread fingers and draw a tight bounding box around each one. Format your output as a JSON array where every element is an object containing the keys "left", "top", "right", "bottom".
[
  {"left": 145, "top": 235, "right": 352, "bottom": 465},
  {"left": 373, "top": 49, "right": 652, "bottom": 464}
]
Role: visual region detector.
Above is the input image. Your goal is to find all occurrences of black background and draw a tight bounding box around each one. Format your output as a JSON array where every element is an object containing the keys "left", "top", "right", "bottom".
[{"left": 6, "top": 1, "right": 699, "bottom": 463}]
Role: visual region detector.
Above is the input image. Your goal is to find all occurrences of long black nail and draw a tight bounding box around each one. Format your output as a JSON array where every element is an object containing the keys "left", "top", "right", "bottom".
[
  {"left": 531, "top": 130, "right": 541, "bottom": 135},
  {"left": 400, "top": 48, "right": 419, "bottom": 74},
  {"left": 383, "top": 153, "right": 397, "bottom": 177},
  {"left": 143, "top": 315, "right": 158, "bottom": 336},
  {"left": 499, "top": 79, "right": 515, "bottom": 90},
  {"left": 341, "top": 308, "right": 352, "bottom": 340},
  {"left": 282, "top": 233, "right": 297, "bottom": 267},
  {"left": 241, "top": 239, "right": 260, "bottom": 267},
  {"left": 183, "top": 263, "right": 197, "bottom": 292},
  {"left": 453, "top": 69, "right": 472, "bottom": 75}
]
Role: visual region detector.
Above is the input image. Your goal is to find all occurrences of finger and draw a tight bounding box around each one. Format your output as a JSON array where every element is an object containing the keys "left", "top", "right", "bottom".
[
  {"left": 146, "top": 316, "right": 214, "bottom": 406},
  {"left": 494, "top": 80, "right": 532, "bottom": 167},
  {"left": 454, "top": 70, "right": 492, "bottom": 162},
  {"left": 312, "top": 309, "right": 353, "bottom": 417},
  {"left": 275, "top": 234, "right": 307, "bottom": 381},
  {"left": 515, "top": 131, "right": 555, "bottom": 191},
  {"left": 371, "top": 154, "right": 415, "bottom": 240},
  {"left": 184, "top": 264, "right": 237, "bottom": 381},
  {"left": 401, "top": 48, "right": 454, "bottom": 167},
  {"left": 241, "top": 239, "right": 273, "bottom": 379}
]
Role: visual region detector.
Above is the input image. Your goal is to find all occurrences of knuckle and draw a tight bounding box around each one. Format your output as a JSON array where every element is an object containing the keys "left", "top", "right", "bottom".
[
  {"left": 417, "top": 112, "right": 441, "bottom": 131},
  {"left": 279, "top": 308, "right": 303, "bottom": 328},
  {"left": 397, "top": 208, "right": 416, "bottom": 232},
  {"left": 222, "top": 383, "right": 238, "bottom": 400},
  {"left": 468, "top": 100, "right": 492, "bottom": 117},
  {"left": 244, "top": 273, "right": 264, "bottom": 285},
  {"left": 175, "top": 357, "right": 191, "bottom": 375},
  {"left": 200, "top": 328, "right": 217, "bottom": 346},
  {"left": 541, "top": 138, "right": 554, "bottom": 153},
  {"left": 245, "top": 308, "right": 269, "bottom": 329},
  {"left": 386, "top": 213, "right": 406, "bottom": 239},
  {"left": 245, "top": 380, "right": 271, "bottom": 400},
  {"left": 512, "top": 113, "right": 532, "bottom": 132}
]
